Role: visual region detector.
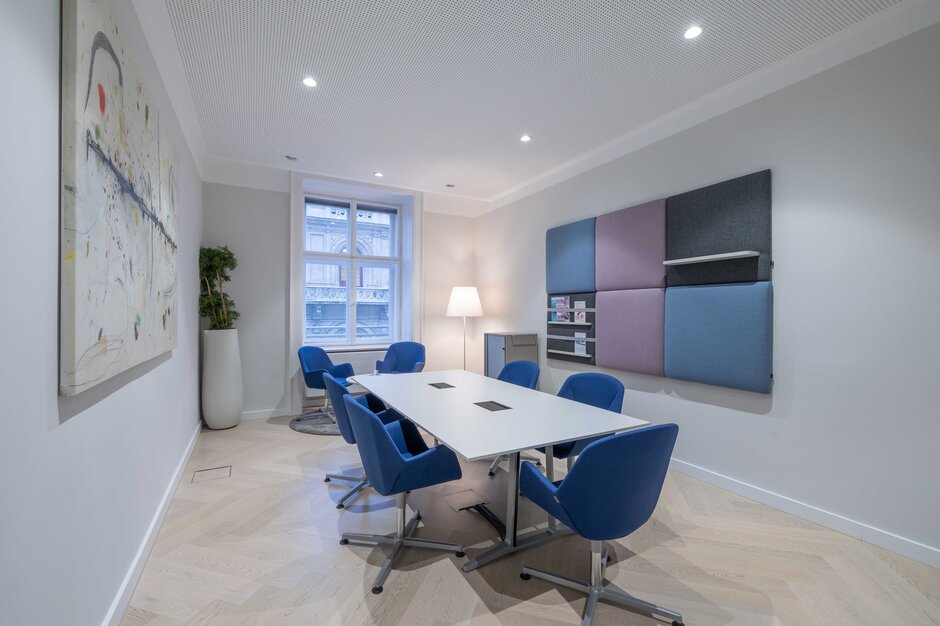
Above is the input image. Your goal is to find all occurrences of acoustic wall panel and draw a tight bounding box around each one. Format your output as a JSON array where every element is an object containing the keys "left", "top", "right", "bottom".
[
  {"left": 595, "top": 199, "right": 666, "bottom": 291},
  {"left": 666, "top": 170, "right": 772, "bottom": 286},
  {"left": 664, "top": 281, "right": 773, "bottom": 393},
  {"left": 546, "top": 218, "right": 596, "bottom": 294},
  {"left": 595, "top": 289, "right": 664, "bottom": 376}
]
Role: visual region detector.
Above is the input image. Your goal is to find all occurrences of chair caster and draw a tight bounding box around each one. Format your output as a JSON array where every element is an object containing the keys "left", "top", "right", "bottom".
[
  {"left": 372, "top": 586, "right": 383, "bottom": 595},
  {"left": 536, "top": 460, "right": 542, "bottom": 466},
  {"left": 455, "top": 550, "right": 465, "bottom": 558},
  {"left": 520, "top": 572, "right": 531, "bottom": 581},
  {"left": 487, "top": 470, "right": 495, "bottom": 476},
  {"left": 672, "top": 622, "right": 684, "bottom": 626},
  {"left": 339, "top": 538, "right": 349, "bottom": 545},
  {"left": 336, "top": 503, "right": 345, "bottom": 509},
  {"left": 323, "top": 477, "right": 331, "bottom": 482},
  {"left": 416, "top": 514, "right": 422, "bottom": 521}
]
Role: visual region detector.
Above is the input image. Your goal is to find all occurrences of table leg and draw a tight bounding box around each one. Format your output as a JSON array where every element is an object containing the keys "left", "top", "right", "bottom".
[
  {"left": 545, "top": 445, "right": 556, "bottom": 533},
  {"left": 462, "top": 450, "right": 571, "bottom": 572}
]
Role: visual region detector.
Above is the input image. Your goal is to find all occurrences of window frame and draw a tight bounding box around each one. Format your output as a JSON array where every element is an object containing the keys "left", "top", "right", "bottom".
[{"left": 302, "top": 194, "right": 403, "bottom": 348}]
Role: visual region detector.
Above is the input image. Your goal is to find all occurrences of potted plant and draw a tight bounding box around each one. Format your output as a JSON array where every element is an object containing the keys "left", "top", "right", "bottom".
[{"left": 199, "top": 245, "right": 243, "bottom": 429}]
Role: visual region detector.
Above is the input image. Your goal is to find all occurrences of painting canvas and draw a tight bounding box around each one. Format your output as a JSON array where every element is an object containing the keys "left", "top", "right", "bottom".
[{"left": 60, "top": 0, "right": 179, "bottom": 395}]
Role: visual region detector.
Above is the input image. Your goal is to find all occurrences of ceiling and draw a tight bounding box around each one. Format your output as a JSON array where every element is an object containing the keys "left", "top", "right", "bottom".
[{"left": 161, "top": 0, "right": 912, "bottom": 200}]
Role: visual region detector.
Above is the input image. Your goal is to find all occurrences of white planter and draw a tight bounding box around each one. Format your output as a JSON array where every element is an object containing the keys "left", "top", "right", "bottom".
[{"left": 202, "top": 329, "right": 243, "bottom": 429}]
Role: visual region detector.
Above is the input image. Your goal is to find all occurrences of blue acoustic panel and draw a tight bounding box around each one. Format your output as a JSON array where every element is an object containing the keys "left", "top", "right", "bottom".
[
  {"left": 665, "top": 281, "right": 773, "bottom": 393},
  {"left": 546, "top": 218, "right": 596, "bottom": 294},
  {"left": 666, "top": 170, "right": 771, "bottom": 286}
]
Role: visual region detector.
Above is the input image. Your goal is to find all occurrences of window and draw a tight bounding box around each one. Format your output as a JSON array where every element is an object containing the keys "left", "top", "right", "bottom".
[{"left": 303, "top": 197, "right": 401, "bottom": 346}]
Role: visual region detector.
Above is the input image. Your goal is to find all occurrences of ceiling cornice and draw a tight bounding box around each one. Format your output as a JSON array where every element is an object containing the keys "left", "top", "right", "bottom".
[
  {"left": 485, "top": 0, "right": 940, "bottom": 210},
  {"left": 136, "top": 0, "right": 939, "bottom": 215}
]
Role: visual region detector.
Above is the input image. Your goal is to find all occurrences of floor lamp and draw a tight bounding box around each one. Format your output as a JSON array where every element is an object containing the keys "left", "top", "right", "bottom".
[{"left": 446, "top": 286, "right": 483, "bottom": 370}]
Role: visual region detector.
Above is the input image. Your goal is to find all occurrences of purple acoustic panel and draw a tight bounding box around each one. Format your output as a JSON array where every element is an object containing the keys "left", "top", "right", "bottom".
[
  {"left": 595, "top": 199, "right": 666, "bottom": 291},
  {"left": 595, "top": 288, "right": 665, "bottom": 376}
]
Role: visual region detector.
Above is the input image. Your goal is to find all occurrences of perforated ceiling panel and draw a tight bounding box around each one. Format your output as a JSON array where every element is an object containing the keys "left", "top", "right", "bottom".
[{"left": 164, "top": 0, "right": 903, "bottom": 198}]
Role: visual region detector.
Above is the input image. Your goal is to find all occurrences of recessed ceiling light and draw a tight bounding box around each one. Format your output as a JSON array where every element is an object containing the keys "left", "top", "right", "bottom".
[
  {"left": 283, "top": 155, "right": 298, "bottom": 161},
  {"left": 302, "top": 76, "right": 317, "bottom": 87},
  {"left": 520, "top": 134, "right": 532, "bottom": 143},
  {"left": 684, "top": 25, "right": 702, "bottom": 39},
  {"left": 374, "top": 171, "right": 384, "bottom": 177},
  {"left": 446, "top": 183, "right": 455, "bottom": 188}
]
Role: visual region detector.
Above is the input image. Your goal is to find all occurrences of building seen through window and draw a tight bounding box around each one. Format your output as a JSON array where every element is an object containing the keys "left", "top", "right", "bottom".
[{"left": 303, "top": 199, "right": 399, "bottom": 344}]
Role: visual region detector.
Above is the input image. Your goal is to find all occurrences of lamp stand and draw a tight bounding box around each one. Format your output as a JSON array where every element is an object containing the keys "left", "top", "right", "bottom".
[{"left": 462, "top": 316, "right": 467, "bottom": 370}]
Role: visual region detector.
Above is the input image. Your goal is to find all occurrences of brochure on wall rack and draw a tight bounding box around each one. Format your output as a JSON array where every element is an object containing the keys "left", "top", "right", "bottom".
[
  {"left": 574, "top": 300, "right": 586, "bottom": 309},
  {"left": 574, "top": 332, "right": 587, "bottom": 355},
  {"left": 575, "top": 310, "right": 587, "bottom": 323},
  {"left": 550, "top": 296, "right": 570, "bottom": 322}
]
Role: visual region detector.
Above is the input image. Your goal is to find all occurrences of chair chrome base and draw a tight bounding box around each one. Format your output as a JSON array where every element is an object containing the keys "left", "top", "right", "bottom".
[
  {"left": 487, "top": 453, "right": 541, "bottom": 476},
  {"left": 520, "top": 540, "right": 684, "bottom": 626},
  {"left": 323, "top": 472, "right": 370, "bottom": 509},
  {"left": 340, "top": 492, "right": 465, "bottom": 593}
]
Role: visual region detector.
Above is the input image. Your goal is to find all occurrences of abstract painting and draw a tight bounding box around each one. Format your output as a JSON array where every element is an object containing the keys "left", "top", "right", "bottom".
[{"left": 60, "top": 0, "right": 179, "bottom": 395}]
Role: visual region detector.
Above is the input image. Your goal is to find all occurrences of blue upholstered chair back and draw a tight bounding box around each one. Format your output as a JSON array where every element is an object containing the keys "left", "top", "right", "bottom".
[
  {"left": 298, "top": 346, "right": 334, "bottom": 389},
  {"left": 559, "top": 424, "right": 678, "bottom": 540},
  {"left": 344, "top": 395, "right": 408, "bottom": 495},
  {"left": 497, "top": 360, "right": 540, "bottom": 390},
  {"left": 323, "top": 373, "right": 356, "bottom": 444},
  {"left": 558, "top": 372, "right": 624, "bottom": 412},
  {"left": 378, "top": 341, "right": 426, "bottom": 373}
]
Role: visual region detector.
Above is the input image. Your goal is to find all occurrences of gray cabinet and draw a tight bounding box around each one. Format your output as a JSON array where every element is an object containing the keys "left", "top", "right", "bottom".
[{"left": 484, "top": 333, "right": 539, "bottom": 378}]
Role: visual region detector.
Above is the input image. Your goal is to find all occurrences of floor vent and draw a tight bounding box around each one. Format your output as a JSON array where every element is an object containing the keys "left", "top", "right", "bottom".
[{"left": 192, "top": 465, "right": 232, "bottom": 483}]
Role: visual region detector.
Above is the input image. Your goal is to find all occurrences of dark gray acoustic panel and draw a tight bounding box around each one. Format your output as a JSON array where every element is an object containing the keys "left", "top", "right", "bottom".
[{"left": 666, "top": 170, "right": 772, "bottom": 286}]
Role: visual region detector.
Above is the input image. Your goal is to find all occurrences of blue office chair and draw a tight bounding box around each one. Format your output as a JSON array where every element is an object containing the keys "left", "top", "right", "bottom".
[
  {"left": 538, "top": 372, "right": 625, "bottom": 478},
  {"left": 488, "top": 360, "right": 541, "bottom": 476},
  {"left": 519, "top": 424, "right": 683, "bottom": 626},
  {"left": 322, "top": 373, "right": 402, "bottom": 510},
  {"left": 298, "top": 346, "right": 355, "bottom": 417},
  {"left": 340, "top": 395, "right": 464, "bottom": 594},
  {"left": 375, "top": 341, "right": 426, "bottom": 373}
]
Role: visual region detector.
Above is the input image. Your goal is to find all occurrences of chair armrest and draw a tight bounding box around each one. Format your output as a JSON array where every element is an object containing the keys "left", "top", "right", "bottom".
[
  {"left": 331, "top": 362, "right": 355, "bottom": 379},
  {"left": 412, "top": 362, "right": 425, "bottom": 373},
  {"left": 519, "top": 461, "right": 571, "bottom": 526},
  {"left": 303, "top": 368, "right": 328, "bottom": 389},
  {"left": 396, "top": 444, "right": 462, "bottom": 492}
]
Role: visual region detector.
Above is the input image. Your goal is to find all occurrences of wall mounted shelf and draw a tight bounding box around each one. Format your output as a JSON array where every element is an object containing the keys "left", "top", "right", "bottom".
[
  {"left": 547, "top": 321, "right": 592, "bottom": 326},
  {"left": 663, "top": 250, "right": 760, "bottom": 266},
  {"left": 547, "top": 335, "right": 595, "bottom": 342},
  {"left": 547, "top": 349, "right": 593, "bottom": 358},
  {"left": 547, "top": 307, "right": 595, "bottom": 312}
]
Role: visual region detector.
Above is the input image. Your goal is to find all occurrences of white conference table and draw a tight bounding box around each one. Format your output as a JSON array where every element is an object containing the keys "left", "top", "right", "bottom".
[{"left": 350, "top": 369, "right": 649, "bottom": 572}]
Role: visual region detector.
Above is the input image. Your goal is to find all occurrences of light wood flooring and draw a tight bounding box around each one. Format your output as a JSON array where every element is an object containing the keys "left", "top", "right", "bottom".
[{"left": 123, "top": 417, "right": 940, "bottom": 625}]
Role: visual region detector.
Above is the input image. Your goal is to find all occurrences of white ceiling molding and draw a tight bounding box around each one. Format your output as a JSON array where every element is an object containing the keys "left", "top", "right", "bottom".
[
  {"left": 130, "top": 0, "right": 209, "bottom": 177},
  {"left": 487, "top": 0, "right": 940, "bottom": 209},
  {"left": 143, "top": 0, "right": 939, "bottom": 210},
  {"left": 201, "top": 154, "right": 489, "bottom": 214}
]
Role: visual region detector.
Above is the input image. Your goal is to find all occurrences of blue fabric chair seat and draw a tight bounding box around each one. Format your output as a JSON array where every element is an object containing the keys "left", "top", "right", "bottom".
[
  {"left": 320, "top": 373, "right": 402, "bottom": 510},
  {"left": 341, "top": 395, "right": 465, "bottom": 594},
  {"left": 375, "top": 341, "right": 426, "bottom": 374},
  {"left": 536, "top": 372, "right": 624, "bottom": 460},
  {"left": 518, "top": 425, "right": 685, "bottom": 626}
]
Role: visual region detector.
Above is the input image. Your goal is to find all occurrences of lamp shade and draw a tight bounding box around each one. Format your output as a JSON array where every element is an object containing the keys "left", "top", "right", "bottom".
[{"left": 446, "top": 286, "right": 483, "bottom": 317}]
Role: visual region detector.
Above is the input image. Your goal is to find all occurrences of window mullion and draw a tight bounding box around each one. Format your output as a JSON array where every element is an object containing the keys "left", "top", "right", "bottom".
[{"left": 349, "top": 201, "right": 357, "bottom": 344}]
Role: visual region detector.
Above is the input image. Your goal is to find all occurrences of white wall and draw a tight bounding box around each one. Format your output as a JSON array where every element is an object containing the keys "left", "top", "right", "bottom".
[
  {"left": 203, "top": 183, "right": 291, "bottom": 418},
  {"left": 474, "top": 25, "right": 940, "bottom": 566},
  {"left": 0, "top": 0, "right": 204, "bottom": 624},
  {"left": 422, "top": 211, "right": 478, "bottom": 371}
]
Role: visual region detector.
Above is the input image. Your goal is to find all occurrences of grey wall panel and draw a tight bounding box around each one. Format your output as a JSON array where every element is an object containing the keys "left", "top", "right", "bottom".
[{"left": 666, "top": 170, "right": 772, "bottom": 286}]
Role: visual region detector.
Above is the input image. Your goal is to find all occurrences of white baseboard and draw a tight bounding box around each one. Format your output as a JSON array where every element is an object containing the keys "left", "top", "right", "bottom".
[
  {"left": 670, "top": 458, "right": 940, "bottom": 570},
  {"left": 241, "top": 407, "right": 292, "bottom": 420},
  {"left": 102, "top": 423, "right": 201, "bottom": 626}
]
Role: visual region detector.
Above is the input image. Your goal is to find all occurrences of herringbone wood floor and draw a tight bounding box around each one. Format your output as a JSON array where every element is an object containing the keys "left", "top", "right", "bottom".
[{"left": 122, "top": 417, "right": 940, "bottom": 625}]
